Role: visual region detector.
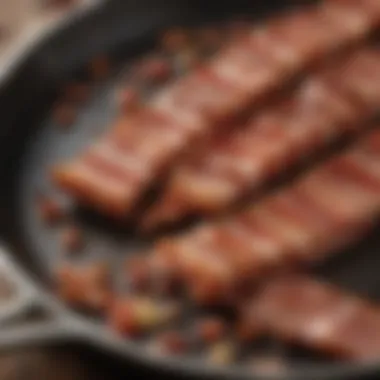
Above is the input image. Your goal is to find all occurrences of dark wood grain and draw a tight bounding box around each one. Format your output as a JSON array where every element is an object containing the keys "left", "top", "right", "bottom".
[
  {"left": 0, "top": 345, "right": 171, "bottom": 380},
  {"left": 0, "top": 348, "right": 99, "bottom": 380}
]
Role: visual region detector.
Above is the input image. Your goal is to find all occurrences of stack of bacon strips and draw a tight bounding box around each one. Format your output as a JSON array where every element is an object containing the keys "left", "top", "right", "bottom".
[
  {"left": 145, "top": 130, "right": 380, "bottom": 305},
  {"left": 52, "top": 0, "right": 380, "bottom": 219},
  {"left": 240, "top": 276, "right": 380, "bottom": 361},
  {"left": 142, "top": 47, "right": 380, "bottom": 230}
]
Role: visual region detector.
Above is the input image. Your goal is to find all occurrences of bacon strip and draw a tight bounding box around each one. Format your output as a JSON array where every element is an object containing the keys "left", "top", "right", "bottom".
[
  {"left": 240, "top": 276, "right": 380, "bottom": 361},
  {"left": 148, "top": 130, "right": 380, "bottom": 304},
  {"left": 53, "top": 0, "right": 380, "bottom": 219},
  {"left": 142, "top": 47, "right": 380, "bottom": 230}
]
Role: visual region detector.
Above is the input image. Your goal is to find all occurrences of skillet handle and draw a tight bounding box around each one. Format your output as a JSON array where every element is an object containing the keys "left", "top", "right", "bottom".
[{"left": 0, "top": 246, "right": 85, "bottom": 350}]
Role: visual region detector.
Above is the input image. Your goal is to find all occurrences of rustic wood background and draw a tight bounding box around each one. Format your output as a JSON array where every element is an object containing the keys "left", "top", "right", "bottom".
[{"left": 0, "top": 346, "right": 161, "bottom": 380}]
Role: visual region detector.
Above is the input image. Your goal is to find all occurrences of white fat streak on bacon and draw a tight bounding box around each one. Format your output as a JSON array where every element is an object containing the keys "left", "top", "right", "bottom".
[
  {"left": 320, "top": 1, "right": 374, "bottom": 42},
  {"left": 150, "top": 84, "right": 207, "bottom": 135},
  {"left": 354, "top": 150, "right": 380, "bottom": 183},
  {"left": 302, "top": 300, "right": 359, "bottom": 344},
  {"left": 209, "top": 40, "right": 283, "bottom": 95},
  {"left": 243, "top": 201, "right": 315, "bottom": 262},
  {"left": 150, "top": 131, "right": 380, "bottom": 303},
  {"left": 196, "top": 220, "right": 282, "bottom": 278},
  {"left": 89, "top": 141, "right": 151, "bottom": 182},
  {"left": 169, "top": 169, "right": 238, "bottom": 212},
  {"left": 258, "top": 9, "right": 340, "bottom": 68},
  {"left": 253, "top": 277, "right": 347, "bottom": 338},
  {"left": 249, "top": 25, "right": 302, "bottom": 72},
  {"left": 150, "top": 66, "right": 366, "bottom": 227},
  {"left": 252, "top": 276, "right": 380, "bottom": 360},
  {"left": 327, "top": 150, "right": 380, "bottom": 194},
  {"left": 221, "top": 219, "right": 282, "bottom": 272},
  {"left": 335, "top": 50, "right": 380, "bottom": 109},
  {"left": 150, "top": 69, "right": 246, "bottom": 133},
  {"left": 293, "top": 78, "right": 358, "bottom": 133},
  {"left": 107, "top": 114, "right": 187, "bottom": 171},
  {"left": 56, "top": 0, "right": 380, "bottom": 221},
  {"left": 167, "top": 226, "right": 234, "bottom": 287},
  {"left": 54, "top": 161, "right": 133, "bottom": 216},
  {"left": 143, "top": 48, "right": 380, "bottom": 231},
  {"left": 300, "top": 170, "right": 375, "bottom": 220}
]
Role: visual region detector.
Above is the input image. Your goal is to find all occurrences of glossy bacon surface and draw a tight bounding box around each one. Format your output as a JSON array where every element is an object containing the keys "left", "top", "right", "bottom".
[
  {"left": 149, "top": 130, "right": 380, "bottom": 304},
  {"left": 143, "top": 48, "right": 380, "bottom": 230},
  {"left": 242, "top": 275, "right": 380, "bottom": 361},
  {"left": 53, "top": 0, "right": 380, "bottom": 218}
]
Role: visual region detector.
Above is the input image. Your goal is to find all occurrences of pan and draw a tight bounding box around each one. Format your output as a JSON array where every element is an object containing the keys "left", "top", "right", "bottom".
[{"left": 0, "top": 0, "right": 380, "bottom": 379}]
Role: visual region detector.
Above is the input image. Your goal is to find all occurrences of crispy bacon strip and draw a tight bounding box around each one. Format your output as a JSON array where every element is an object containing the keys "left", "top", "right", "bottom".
[
  {"left": 142, "top": 48, "right": 380, "bottom": 230},
  {"left": 53, "top": 0, "right": 380, "bottom": 218},
  {"left": 148, "top": 130, "right": 380, "bottom": 304},
  {"left": 240, "top": 276, "right": 380, "bottom": 361}
]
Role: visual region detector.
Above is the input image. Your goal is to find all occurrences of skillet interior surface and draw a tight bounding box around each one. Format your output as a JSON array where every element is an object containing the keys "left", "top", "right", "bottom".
[{"left": 1, "top": 0, "right": 380, "bottom": 379}]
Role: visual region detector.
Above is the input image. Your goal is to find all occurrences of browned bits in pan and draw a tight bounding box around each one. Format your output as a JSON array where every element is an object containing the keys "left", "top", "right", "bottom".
[
  {"left": 125, "top": 256, "right": 151, "bottom": 292},
  {"left": 53, "top": 102, "right": 77, "bottom": 128},
  {"left": 135, "top": 57, "right": 172, "bottom": 84},
  {"left": 56, "top": 262, "right": 110, "bottom": 311},
  {"left": 108, "top": 297, "right": 180, "bottom": 337},
  {"left": 60, "top": 225, "right": 85, "bottom": 253},
  {"left": 37, "top": 194, "right": 65, "bottom": 225},
  {"left": 63, "top": 82, "right": 90, "bottom": 104},
  {"left": 161, "top": 28, "right": 190, "bottom": 53},
  {"left": 89, "top": 55, "right": 111, "bottom": 81},
  {"left": 150, "top": 330, "right": 188, "bottom": 355},
  {"left": 207, "top": 340, "right": 236, "bottom": 366},
  {"left": 197, "top": 317, "right": 226, "bottom": 344},
  {"left": 236, "top": 317, "right": 263, "bottom": 344}
]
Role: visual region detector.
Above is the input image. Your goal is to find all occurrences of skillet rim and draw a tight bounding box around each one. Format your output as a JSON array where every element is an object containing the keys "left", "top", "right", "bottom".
[{"left": 0, "top": 2, "right": 379, "bottom": 379}]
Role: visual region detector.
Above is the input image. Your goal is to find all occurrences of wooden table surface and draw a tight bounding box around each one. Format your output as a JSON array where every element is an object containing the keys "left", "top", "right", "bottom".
[
  {"left": 0, "top": 345, "right": 162, "bottom": 380},
  {"left": 0, "top": 348, "right": 99, "bottom": 380}
]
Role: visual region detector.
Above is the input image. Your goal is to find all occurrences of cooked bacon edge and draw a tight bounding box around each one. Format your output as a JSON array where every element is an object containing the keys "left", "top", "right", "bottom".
[
  {"left": 143, "top": 47, "right": 380, "bottom": 230},
  {"left": 52, "top": 0, "right": 380, "bottom": 218},
  {"left": 240, "top": 275, "right": 380, "bottom": 361},
  {"left": 147, "top": 130, "right": 380, "bottom": 304}
]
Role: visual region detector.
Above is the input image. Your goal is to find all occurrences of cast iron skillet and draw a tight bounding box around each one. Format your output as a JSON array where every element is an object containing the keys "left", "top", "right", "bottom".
[{"left": 0, "top": 0, "right": 380, "bottom": 379}]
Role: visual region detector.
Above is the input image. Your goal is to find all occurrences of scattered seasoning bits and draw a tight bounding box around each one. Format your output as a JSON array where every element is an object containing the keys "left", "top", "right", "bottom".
[
  {"left": 37, "top": 194, "right": 65, "bottom": 225},
  {"left": 56, "top": 262, "right": 110, "bottom": 311},
  {"left": 109, "top": 297, "right": 180, "bottom": 337},
  {"left": 161, "top": 28, "right": 190, "bottom": 53},
  {"left": 53, "top": 102, "right": 77, "bottom": 128},
  {"left": 150, "top": 330, "right": 188, "bottom": 355},
  {"left": 117, "top": 87, "right": 140, "bottom": 113},
  {"left": 89, "top": 55, "right": 110, "bottom": 80},
  {"left": 61, "top": 225, "right": 84, "bottom": 253},
  {"left": 249, "top": 356, "right": 287, "bottom": 376},
  {"left": 208, "top": 340, "right": 236, "bottom": 366},
  {"left": 63, "top": 82, "right": 90, "bottom": 104},
  {"left": 197, "top": 317, "right": 226, "bottom": 344}
]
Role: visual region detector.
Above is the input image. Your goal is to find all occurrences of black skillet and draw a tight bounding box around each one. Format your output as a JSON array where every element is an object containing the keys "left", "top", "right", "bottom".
[{"left": 0, "top": 0, "right": 380, "bottom": 379}]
